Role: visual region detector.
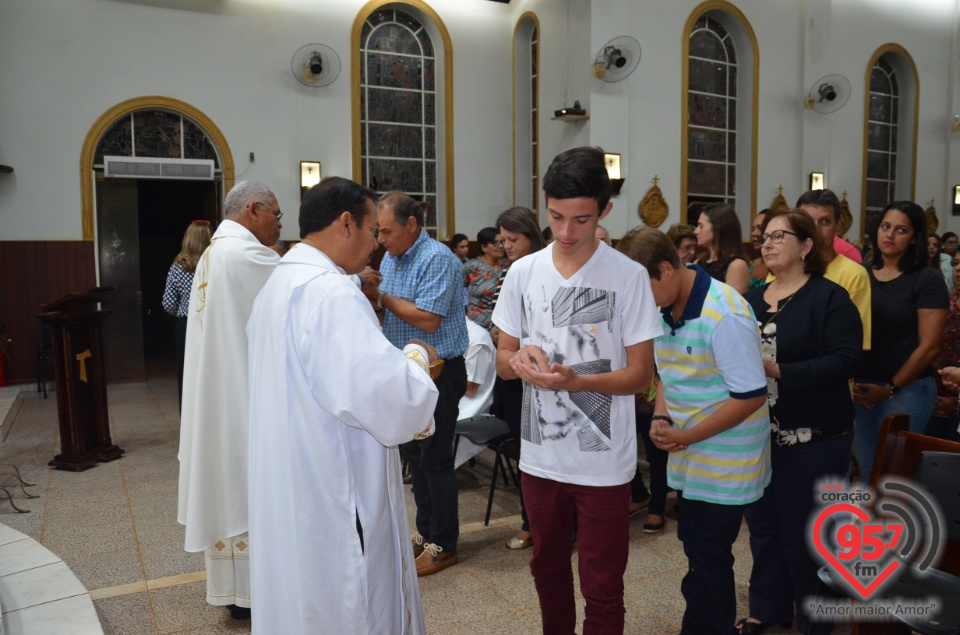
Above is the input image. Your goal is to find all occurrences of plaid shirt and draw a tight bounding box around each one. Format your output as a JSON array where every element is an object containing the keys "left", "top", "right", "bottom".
[
  {"left": 162, "top": 263, "right": 194, "bottom": 318},
  {"left": 381, "top": 229, "right": 468, "bottom": 359}
]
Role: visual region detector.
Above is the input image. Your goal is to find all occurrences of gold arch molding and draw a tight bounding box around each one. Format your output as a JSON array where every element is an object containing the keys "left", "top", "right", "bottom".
[
  {"left": 80, "top": 96, "right": 234, "bottom": 240},
  {"left": 351, "top": 0, "right": 456, "bottom": 238},
  {"left": 859, "top": 43, "right": 919, "bottom": 239},
  {"left": 680, "top": 0, "right": 759, "bottom": 225}
]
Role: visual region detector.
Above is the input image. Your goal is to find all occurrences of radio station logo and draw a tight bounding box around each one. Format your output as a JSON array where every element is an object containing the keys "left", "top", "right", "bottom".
[{"left": 806, "top": 477, "right": 945, "bottom": 621}]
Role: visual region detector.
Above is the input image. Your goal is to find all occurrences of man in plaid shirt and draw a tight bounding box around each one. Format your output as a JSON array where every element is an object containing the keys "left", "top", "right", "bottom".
[{"left": 369, "top": 191, "right": 468, "bottom": 576}]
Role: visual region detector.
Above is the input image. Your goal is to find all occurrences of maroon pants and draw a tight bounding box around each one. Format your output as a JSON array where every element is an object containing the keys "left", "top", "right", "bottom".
[{"left": 523, "top": 473, "right": 631, "bottom": 635}]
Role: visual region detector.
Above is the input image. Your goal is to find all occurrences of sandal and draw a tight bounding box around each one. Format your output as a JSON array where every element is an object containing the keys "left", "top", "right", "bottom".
[
  {"left": 505, "top": 536, "right": 532, "bottom": 550},
  {"left": 642, "top": 519, "right": 664, "bottom": 534}
]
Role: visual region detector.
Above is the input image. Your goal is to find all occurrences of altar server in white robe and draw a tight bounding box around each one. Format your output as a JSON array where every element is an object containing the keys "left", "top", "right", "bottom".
[
  {"left": 247, "top": 176, "right": 439, "bottom": 635},
  {"left": 177, "top": 181, "right": 281, "bottom": 617}
]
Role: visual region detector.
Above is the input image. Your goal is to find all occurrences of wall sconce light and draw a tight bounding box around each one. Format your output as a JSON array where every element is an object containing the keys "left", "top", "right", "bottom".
[
  {"left": 605, "top": 152, "right": 625, "bottom": 196},
  {"left": 300, "top": 161, "right": 321, "bottom": 199},
  {"left": 953, "top": 116, "right": 960, "bottom": 133},
  {"left": 953, "top": 185, "right": 960, "bottom": 216},
  {"left": 810, "top": 172, "right": 825, "bottom": 190}
]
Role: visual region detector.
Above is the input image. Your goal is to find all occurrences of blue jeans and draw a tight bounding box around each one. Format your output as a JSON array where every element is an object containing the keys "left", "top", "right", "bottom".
[{"left": 852, "top": 375, "right": 936, "bottom": 482}]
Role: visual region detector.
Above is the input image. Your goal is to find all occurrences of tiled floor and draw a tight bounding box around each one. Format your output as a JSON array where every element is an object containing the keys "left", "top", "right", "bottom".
[{"left": 0, "top": 372, "right": 851, "bottom": 634}]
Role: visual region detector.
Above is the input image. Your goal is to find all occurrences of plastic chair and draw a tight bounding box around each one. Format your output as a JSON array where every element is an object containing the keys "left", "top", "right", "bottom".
[{"left": 453, "top": 413, "right": 518, "bottom": 526}]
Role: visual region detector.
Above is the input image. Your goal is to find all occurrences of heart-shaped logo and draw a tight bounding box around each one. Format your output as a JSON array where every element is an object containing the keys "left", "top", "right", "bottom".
[{"left": 811, "top": 503, "right": 901, "bottom": 599}]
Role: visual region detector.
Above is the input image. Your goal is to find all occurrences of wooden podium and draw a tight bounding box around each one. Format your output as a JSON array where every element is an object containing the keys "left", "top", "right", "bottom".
[{"left": 37, "top": 287, "right": 123, "bottom": 471}]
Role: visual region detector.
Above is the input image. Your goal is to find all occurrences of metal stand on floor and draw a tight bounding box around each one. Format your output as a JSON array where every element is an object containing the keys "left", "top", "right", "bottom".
[{"left": 0, "top": 463, "right": 38, "bottom": 513}]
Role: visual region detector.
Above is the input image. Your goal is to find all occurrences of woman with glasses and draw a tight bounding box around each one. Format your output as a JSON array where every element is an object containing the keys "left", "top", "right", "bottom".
[
  {"left": 463, "top": 227, "right": 507, "bottom": 329},
  {"left": 695, "top": 203, "right": 750, "bottom": 294},
  {"left": 852, "top": 202, "right": 949, "bottom": 480},
  {"left": 737, "top": 209, "right": 862, "bottom": 635}
]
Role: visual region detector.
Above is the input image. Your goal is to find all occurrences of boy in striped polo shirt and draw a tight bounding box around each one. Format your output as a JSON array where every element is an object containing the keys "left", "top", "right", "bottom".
[{"left": 618, "top": 227, "right": 771, "bottom": 635}]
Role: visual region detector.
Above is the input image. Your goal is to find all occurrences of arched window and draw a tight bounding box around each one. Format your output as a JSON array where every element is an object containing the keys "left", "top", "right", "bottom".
[
  {"left": 513, "top": 13, "right": 540, "bottom": 215},
  {"left": 687, "top": 17, "right": 736, "bottom": 213},
  {"left": 94, "top": 110, "right": 220, "bottom": 165},
  {"left": 354, "top": 2, "right": 453, "bottom": 237},
  {"left": 862, "top": 47, "right": 917, "bottom": 236},
  {"left": 682, "top": 2, "right": 758, "bottom": 228},
  {"left": 79, "top": 97, "right": 232, "bottom": 240}
]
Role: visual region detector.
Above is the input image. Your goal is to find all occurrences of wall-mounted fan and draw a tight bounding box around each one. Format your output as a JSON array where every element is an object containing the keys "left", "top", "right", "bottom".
[
  {"left": 592, "top": 36, "right": 641, "bottom": 83},
  {"left": 804, "top": 74, "right": 851, "bottom": 114},
  {"left": 291, "top": 43, "right": 341, "bottom": 88}
]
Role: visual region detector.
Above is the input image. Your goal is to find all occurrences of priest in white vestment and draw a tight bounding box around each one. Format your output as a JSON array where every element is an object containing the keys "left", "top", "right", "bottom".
[
  {"left": 177, "top": 181, "right": 282, "bottom": 617},
  {"left": 247, "top": 177, "right": 439, "bottom": 635}
]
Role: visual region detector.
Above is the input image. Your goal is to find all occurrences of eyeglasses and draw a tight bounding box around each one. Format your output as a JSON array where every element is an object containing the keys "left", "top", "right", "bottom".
[
  {"left": 758, "top": 230, "right": 800, "bottom": 245},
  {"left": 255, "top": 201, "right": 283, "bottom": 221}
]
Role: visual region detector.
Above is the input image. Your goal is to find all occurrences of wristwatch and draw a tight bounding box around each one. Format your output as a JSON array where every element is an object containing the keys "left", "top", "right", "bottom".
[
  {"left": 651, "top": 414, "right": 674, "bottom": 426},
  {"left": 377, "top": 291, "right": 385, "bottom": 310},
  {"left": 887, "top": 381, "right": 902, "bottom": 398}
]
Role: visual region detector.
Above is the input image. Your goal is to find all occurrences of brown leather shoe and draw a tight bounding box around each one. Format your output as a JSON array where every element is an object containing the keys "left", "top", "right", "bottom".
[
  {"left": 416, "top": 543, "right": 458, "bottom": 576},
  {"left": 412, "top": 533, "right": 425, "bottom": 559}
]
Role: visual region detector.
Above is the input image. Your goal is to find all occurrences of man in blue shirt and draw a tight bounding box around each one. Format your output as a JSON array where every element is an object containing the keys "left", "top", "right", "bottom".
[{"left": 370, "top": 191, "right": 468, "bottom": 576}]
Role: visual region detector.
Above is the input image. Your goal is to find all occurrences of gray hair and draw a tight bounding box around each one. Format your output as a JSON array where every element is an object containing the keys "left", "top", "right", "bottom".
[{"left": 224, "top": 181, "right": 273, "bottom": 219}]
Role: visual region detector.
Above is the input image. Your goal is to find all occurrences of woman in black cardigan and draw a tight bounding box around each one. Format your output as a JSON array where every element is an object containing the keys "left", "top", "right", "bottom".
[{"left": 736, "top": 209, "right": 862, "bottom": 635}]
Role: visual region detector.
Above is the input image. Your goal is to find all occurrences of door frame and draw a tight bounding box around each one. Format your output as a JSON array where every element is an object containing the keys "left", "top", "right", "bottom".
[{"left": 79, "top": 96, "right": 234, "bottom": 241}]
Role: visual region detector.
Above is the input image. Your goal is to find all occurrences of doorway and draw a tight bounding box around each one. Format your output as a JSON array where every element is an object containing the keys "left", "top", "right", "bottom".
[{"left": 97, "top": 179, "right": 219, "bottom": 383}]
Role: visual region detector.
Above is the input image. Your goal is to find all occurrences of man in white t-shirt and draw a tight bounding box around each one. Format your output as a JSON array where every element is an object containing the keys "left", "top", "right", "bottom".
[{"left": 492, "top": 146, "right": 661, "bottom": 634}]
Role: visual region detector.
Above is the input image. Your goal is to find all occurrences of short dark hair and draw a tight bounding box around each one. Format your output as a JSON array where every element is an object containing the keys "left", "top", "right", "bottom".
[
  {"left": 542, "top": 146, "right": 611, "bottom": 213},
  {"left": 759, "top": 208, "right": 826, "bottom": 276},
  {"left": 299, "top": 177, "right": 376, "bottom": 239},
  {"left": 867, "top": 201, "right": 929, "bottom": 274},
  {"left": 617, "top": 227, "right": 679, "bottom": 280},
  {"left": 378, "top": 191, "right": 424, "bottom": 227},
  {"left": 796, "top": 189, "right": 841, "bottom": 222},
  {"left": 477, "top": 227, "right": 499, "bottom": 247},
  {"left": 943, "top": 231, "right": 958, "bottom": 243},
  {"left": 451, "top": 233, "right": 468, "bottom": 246},
  {"left": 541, "top": 225, "right": 553, "bottom": 241},
  {"left": 697, "top": 203, "right": 745, "bottom": 263}
]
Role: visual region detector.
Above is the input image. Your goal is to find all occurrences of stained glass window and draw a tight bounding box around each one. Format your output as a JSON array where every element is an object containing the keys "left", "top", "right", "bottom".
[
  {"left": 360, "top": 8, "right": 438, "bottom": 236},
  {"left": 94, "top": 111, "right": 219, "bottom": 166},
  {"left": 687, "top": 16, "right": 737, "bottom": 213},
  {"left": 865, "top": 57, "right": 899, "bottom": 231}
]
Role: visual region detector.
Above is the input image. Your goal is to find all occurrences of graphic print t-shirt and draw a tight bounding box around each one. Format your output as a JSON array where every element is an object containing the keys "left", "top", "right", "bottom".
[{"left": 491, "top": 242, "right": 662, "bottom": 486}]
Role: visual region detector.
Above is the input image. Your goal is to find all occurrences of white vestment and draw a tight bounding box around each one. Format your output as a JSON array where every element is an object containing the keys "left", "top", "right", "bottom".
[
  {"left": 247, "top": 243, "right": 439, "bottom": 635},
  {"left": 177, "top": 219, "right": 279, "bottom": 606},
  {"left": 454, "top": 318, "right": 497, "bottom": 468}
]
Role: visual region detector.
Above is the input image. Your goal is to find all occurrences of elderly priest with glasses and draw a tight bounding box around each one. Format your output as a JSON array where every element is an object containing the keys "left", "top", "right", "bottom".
[{"left": 246, "top": 176, "right": 440, "bottom": 634}]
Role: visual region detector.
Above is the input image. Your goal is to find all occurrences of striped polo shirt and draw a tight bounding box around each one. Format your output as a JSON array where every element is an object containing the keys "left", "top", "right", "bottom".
[{"left": 655, "top": 265, "right": 771, "bottom": 505}]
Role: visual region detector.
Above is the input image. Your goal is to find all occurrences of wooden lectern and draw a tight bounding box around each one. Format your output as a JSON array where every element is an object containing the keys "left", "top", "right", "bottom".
[{"left": 37, "top": 287, "right": 123, "bottom": 471}]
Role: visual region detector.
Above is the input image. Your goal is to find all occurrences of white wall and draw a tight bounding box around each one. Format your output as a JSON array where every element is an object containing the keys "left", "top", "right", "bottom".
[
  {"left": 523, "top": 0, "right": 960, "bottom": 240},
  {"left": 2, "top": 0, "right": 959, "bottom": 244},
  {"left": 0, "top": 0, "right": 513, "bottom": 241}
]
